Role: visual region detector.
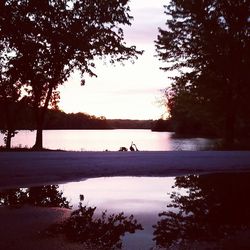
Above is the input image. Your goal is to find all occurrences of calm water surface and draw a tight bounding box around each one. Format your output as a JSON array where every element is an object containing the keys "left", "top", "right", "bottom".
[
  {"left": 60, "top": 177, "right": 177, "bottom": 250},
  {"left": 1, "top": 174, "right": 250, "bottom": 249},
  {"left": 0, "top": 129, "right": 216, "bottom": 151}
]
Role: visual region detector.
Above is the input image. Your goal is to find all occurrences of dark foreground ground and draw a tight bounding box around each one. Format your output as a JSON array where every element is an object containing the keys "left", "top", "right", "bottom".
[{"left": 0, "top": 151, "right": 250, "bottom": 189}]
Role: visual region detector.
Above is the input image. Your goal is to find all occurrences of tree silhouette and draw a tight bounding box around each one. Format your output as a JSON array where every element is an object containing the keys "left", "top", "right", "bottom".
[
  {"left": 47, "top": 202, "right": 143, "bottom": 250},
  {"left": 0, "top": 185, "right": 71, "bottom": 209},
  {"left": 0, "top": 185, "right": 143, "bottom": 249},
  {"left": 156, "top": 0, "right": 250, "bottom": 147},
  {"left": 0, "top": 39, "right": 30, "bottom": 149},
  {"left": 153, "top": 173, "right": 250, "bottom": 249},
  {"left": 0, "top": 79, "right": 20, "bottom": 149},
  {"left": 1, "top": 0, "right": 142, "bottom": 149}
]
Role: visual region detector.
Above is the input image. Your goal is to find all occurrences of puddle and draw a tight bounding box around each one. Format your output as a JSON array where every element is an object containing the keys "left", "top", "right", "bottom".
[
  {"left": 59, "top": 177, "right": 177, "bottom": 249},
  {"left": 1, "top": 173, "right": 250, "bottom": 249}
]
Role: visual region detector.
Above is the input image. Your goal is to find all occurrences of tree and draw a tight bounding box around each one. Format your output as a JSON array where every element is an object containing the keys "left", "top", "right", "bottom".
[
  {"left": 0, "top": 185, "right": 71, "bottom": 208},
  {"left": 0, "top": 78, "right": 20, "bottom": 149},
  {"left": 0, "top": 40, "right": 29, "bottom": 149},
  {"left": 165, "top": 73, "right": 221, "bottom": 137},
  {"left": 1, "top": 0, "right": 142, "bottom": 149},
  {"left": 153, "top": 173, "right": 250, "bottom": 248},
  {"left": 48, "top": 202, "right": 143, "bottom": 249},
  {"left": 156, "top": 0, "right": 250, "bottom": 147}
]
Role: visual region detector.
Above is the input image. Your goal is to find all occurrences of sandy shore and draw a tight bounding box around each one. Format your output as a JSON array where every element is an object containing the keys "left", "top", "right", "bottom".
[{"left": 1, "top": 151, "right": 250, "bottom": 189}]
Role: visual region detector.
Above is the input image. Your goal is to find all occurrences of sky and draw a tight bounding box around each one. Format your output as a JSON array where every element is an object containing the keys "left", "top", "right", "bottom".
[{"left": 58, "top": 0, "right": 171, "bottom": 120}]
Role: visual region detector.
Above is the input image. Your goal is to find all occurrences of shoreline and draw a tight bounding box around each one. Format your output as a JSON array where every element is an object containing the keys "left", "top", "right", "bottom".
[{"left": 1, "top": 151, "right": 250, "bottom": 189}]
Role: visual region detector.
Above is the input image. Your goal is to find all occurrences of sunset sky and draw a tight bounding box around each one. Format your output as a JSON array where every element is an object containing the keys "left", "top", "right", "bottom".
[{"left": 58, "top": 0, "right": 171, "bottom": 120}]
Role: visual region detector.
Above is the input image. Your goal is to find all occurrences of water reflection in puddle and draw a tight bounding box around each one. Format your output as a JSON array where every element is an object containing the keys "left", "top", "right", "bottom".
[
  {"left": 59, "top": 177, "right": 177, "bottom": 249},
  {"left": 60, "top": 177, "right": 176, "bottom": 212},
  {"left": 1, "top": 173, "right": 250, "bottom": 249}
]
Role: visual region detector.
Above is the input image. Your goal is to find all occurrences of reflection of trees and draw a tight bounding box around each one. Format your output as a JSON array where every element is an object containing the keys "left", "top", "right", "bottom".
[
  {"left": 153, "top": 173, "right": 250, "bottom": 248},
  {"left": 0, "top": 185, "right": 71, "bottom": 208},
  {"left": 0, "top": 185, "right": 142, "bottom": 249},
  {"left": 48, "top": 202, "right": 143, "bottom": 250}
]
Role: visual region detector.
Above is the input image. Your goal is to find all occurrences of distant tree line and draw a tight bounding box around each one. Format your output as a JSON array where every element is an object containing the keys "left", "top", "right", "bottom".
[
  {"left": 44, "top": 110, "right": 110, "bottom": 130},
  {"left": 108, "top": 119, "right": 154, "bottom": 130},
  {"left": 0, "top": 105, "right": 157, "bottom": 131}
]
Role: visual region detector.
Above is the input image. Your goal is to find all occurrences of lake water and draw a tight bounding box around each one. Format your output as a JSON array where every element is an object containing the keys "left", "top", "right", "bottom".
[
  {"left": 0, "top": 129, "right": 216, "bottom": 151},
  {"left": 1, "top": 173, "right": 250, "bottom": 249}
]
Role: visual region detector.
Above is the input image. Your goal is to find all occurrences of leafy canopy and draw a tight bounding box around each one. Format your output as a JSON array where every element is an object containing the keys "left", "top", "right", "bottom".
[{"left": 156, "top": 0, "right": 250, "bottom": 143}]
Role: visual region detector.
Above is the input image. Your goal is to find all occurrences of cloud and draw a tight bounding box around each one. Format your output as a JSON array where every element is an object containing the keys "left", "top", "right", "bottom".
[{"left": 124, "top": 0, "right": 167, "bottom": 44}]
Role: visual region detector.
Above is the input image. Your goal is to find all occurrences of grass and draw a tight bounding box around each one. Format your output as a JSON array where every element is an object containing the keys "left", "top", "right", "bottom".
[{"left": 0, "top": 146, "right": 65, "bottom": 152}]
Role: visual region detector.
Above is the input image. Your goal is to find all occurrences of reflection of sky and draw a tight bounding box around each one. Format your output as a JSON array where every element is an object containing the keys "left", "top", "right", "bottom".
[
  {"left": 60, "top": 176, "right": 175, "bottom": 213},
  {"left": 59, "top": 176, "right": 177, "bottom": 249},
  {"left": 58, "top": 1, "right": 172, "bottom": 120}
]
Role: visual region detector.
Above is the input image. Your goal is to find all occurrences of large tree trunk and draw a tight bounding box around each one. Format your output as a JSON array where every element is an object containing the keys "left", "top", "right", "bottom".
[
  {"left": 33, "top": 112, "right": 43, "bottom": 150},
  {"left": 5, "top": 130, "right": 12, "bottom": 150},
  {"left": 33, "top": 84, "right": 53, "bottom": 150}
]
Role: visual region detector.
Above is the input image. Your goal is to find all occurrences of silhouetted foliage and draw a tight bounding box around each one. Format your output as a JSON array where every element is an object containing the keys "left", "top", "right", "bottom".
[
  {"left": 48, "top": 202, "right": 143, "bottom": 249},
  {"left": 0, "top": 97, "right": 32, "bottom": 148},
  {"left": 165, "top": 82, "right": 219, "bottom": 137},
  {"left": 0, "top": 185, "right": 71, "bottom": 209},
  {"left": 153, "top": 173, "right": 250, "bottom": 249},
  {"left": 156, "top": 0, "right": 250, "bottom": 148},
  {"left": 0, "top": 43, "right": 31, "bottom": 148},
  {"left": 0, "top": 188, "right": 27, "bottom": 208},
  {"left": 151, "top": 119, "right": 173, "bottom": 132},
  {"left": 1, "top": 0, "right": 142, "bottom": 149}
]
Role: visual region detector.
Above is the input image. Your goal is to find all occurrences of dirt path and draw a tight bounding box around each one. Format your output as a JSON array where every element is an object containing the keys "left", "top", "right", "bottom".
[{"left": 0, "top": 151, "right": 250, "bottom": 188}]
